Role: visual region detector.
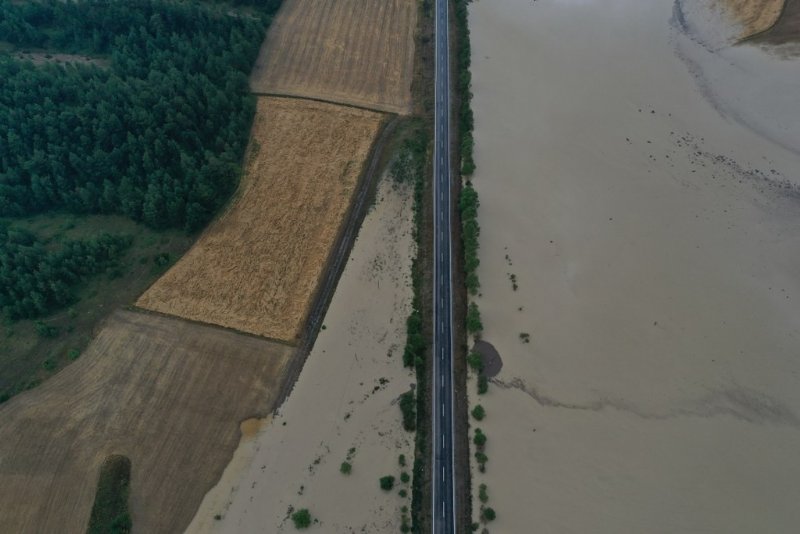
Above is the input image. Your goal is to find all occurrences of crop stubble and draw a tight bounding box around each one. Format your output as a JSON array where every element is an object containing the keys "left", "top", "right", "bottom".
[
  {"left": 716, "top": 0, "right": 785, "bottom": 37},
  {"left": 137, "top": 97, "right": 383, "bottom": 341},
  {"left": 250, "top": 0, "right": 417, "bottom": 114},
  {"left": 0, "top": 309, "right": 292, "bottom": 534}
]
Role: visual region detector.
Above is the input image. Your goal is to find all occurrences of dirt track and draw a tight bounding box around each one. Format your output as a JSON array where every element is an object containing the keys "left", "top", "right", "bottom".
[
  {"left": 137, "top": 97, "right": 384, "bottom": 342},
  {"left": 250, "top": 0, "right": 417, "bottom": 114},
  {"left": 0, "top": 310, "right": 292, "bottom": 534}
]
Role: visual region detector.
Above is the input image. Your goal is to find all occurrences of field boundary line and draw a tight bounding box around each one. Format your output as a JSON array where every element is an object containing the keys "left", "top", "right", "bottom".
[
  {"left": 126, "top": 306, "right": 297, "bottom": 348},
  {"left": 251, "top": 91, "right": 405, "bottom": 116},
  {"left": 273, "top": 114, "right": 401, "bottom": 410}
]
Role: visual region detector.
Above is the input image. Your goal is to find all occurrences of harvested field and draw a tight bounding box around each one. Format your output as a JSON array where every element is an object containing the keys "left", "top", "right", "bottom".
[
  {"left": 137, "top": 97, "right": 384, "bottom": 342},
  {"left": 0, "top": 309, "right": 292, "bottom": 534},
  {"left": 250, "top": 0, "right": 417, "bottom": 114},
  {"left": 752, "top": 0, "right": 800, "bottom": 45},
  {"left": 716, "top": 0, "right": 784, "bottom": 38}
]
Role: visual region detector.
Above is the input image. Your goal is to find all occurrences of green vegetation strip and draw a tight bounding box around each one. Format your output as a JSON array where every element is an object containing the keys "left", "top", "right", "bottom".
[
  {"left": 86, "top": 455, "right": 132, "bottom": 534},
  {"left": 391, "top": 120, "right": 430, "bottom": 533}
]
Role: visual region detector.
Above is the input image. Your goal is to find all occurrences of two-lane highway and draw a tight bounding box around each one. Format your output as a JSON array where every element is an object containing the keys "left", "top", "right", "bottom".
[{"left": 431, "top": 0, "right": 456, "bottom": 532}]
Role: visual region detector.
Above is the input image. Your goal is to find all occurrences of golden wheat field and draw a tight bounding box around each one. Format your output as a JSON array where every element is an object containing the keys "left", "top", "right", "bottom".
[
  {"left": 250, "top": 0, "right": 417, "bottom": 114},
  {"left": 137, "top": 97, "right": 384, "bottom": 341},
  {"left": 0, "top": 310, "right": 292, "bottom": 534},
  {"left": 716, "top": 0, "right": 785, "bottom": 37}
]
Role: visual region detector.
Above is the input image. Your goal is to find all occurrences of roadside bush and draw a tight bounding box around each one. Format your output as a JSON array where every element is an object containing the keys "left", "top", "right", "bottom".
[
  {"left": 482, "top": 507, "right": 496, "bottom": 522},
  {"left": 473, "top": 428, "right": 487, "bottom": 448},
  {"left": 399, "top": 389, "right": 417, "bottom": 431},
  {"left": 402, "top": 308, "right": 425, "bottom": 368},
  {"left": 291, "top": 508, "right": 312, "bottom": 529},
  {"left": 398, "top": 454, "right": 406, "bottom": 467},
  {"left": 467, "top": 350, "right": 483, "bottom": 373},
  {"left": 380, "top": 475, "right": 395, "bottom": 491},
  {"left": 478, "top": 483, "right": 489, "bottom": 503},
  {"left": 477, "top": 374, "right": 488, "bottom": 394},
  {"left": 400, "top": 471, "right": 410, "bottom": 484},
  {"left": 459, "top": 182, "right": 481, "bottom": 295},
  {"left": 475, "top": 452, "right": 488, "bottom": 472},
  {"left": 466, "top": 302, "right": 483, "bottom": 335},
  {"left": 471, "top": 404, "right": 485, "bottom": 421}
]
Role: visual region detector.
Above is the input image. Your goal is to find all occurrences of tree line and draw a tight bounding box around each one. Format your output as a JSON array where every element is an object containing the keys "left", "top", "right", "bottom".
[
  {"left": 0, "top": 224, "right": 132, "bottom": 320},
  {"left": 0, "top": 0, "right": 279, "bottom": 231}
]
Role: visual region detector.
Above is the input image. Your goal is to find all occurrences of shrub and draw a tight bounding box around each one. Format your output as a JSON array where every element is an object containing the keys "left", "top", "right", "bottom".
[
  {"left": 477, "top": 374, "right": 488, "bottom": 394},
  {"left": 380, "top": 475, "right": 395, "bottom": 491},
  {"left": 478, "top": 483, "right": 489, "bottom": 503},
  {"left": 399, "top": 389, "right": 417, "bottom": 431},
  {"left": 473, "top": 429, "right": 487, "bottom": 448},
  {"left": 34, "top": 320, "right": 59, "bottom": 339},
  {"left": 471, "top": 404, "right": 485, "bottom": 421},
  {"left": 340, "top": 462, "right": 352, "bottom": 475},
  {"left": 86, "top": 455, "right": 131, "bottom": 534},
  {"left": 399, "top": 489, "right": 408, "bottom": 497},
  {"left": 67, "top": 348, "right": 81, "bottom": 361},
  {"left": 291, "top": 508, "right": 312, "bottom": 529},
  {"left": 482, "top": 507, "right": 496, "bottom": 522},
  {"left": 398, "top": 454, "right": 406, "bottom": 467},
  {"left": 466, "top": 302, "right": 483, "bottom": 335},
  {"left": 400, "top": 472, "right": 410, "bottom": 484},
  {"left": 466, "top": 351, "right": 483, "bottom": 373}
]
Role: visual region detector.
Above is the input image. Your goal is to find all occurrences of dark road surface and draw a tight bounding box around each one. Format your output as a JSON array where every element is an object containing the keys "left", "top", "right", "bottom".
[{"left": 431, "top": 0, "right": 456, "bottom": 532}]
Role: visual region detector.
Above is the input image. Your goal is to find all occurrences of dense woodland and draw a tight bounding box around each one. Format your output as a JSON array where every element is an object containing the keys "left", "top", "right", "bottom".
[
  {"left": 0, "top": 225, "right": 131, "bottom": 320},
  {"left": 0, "top": 0, "right": 279, "bottom": 321}
]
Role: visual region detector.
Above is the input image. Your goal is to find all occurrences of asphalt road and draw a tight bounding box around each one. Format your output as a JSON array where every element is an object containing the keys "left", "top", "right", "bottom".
[{"left": 431, "top": 0, "right": 456, "bottom": 532}]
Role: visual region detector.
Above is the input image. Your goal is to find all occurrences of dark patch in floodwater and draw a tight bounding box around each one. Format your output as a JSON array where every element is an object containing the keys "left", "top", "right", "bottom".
[
  {"left": 494, "top": 377, "right": 800, "bottom": 427},
  {"left": 472, "top": 340, "right": 502, "bottom": 378}
]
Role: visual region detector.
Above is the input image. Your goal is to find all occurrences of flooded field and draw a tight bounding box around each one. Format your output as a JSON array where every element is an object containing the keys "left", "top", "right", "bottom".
[
  {"left": 468, "top": 0, "right": 800, "bottom": 532},
  {"left": 187, "top": 177, "right": 416, "bottom": 532}
]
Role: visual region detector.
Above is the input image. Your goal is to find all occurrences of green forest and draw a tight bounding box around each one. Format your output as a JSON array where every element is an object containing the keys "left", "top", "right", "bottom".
[{"left": 0, "top": 0, "right": 280, "bottom": 322}]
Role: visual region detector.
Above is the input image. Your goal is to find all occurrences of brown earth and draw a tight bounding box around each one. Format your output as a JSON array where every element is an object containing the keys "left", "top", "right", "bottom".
[
  {"left": 0, "top": 309, "right": 292, "bottom": 534},
  {"left": 751, "top": 0, "right": 800, "bottom": 44},
  {"left": 716, "top": 0, "right": 785, "bottom": 38},
  {"left": 137, "top": 97, "right": 384, "bottom": 342},
  {"left": 250, "top": 0, "right": 417, "bottom": 114}
]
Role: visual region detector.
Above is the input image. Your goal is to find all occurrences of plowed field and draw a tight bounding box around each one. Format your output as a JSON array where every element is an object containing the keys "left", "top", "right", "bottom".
[
  {"left": 0, "top": 310, "right": 292, "bottom": 534},
  {"left": 137, "top": 97, "right": 384, "bottom": 341},
  {"left": 250, "top": 0, "right": 417, "bottom": 114}
]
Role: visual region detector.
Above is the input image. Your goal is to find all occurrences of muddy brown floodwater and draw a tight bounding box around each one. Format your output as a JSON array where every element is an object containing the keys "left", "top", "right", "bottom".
[{"left": 467, "top": 0, "right": 800, "bottom": 532}]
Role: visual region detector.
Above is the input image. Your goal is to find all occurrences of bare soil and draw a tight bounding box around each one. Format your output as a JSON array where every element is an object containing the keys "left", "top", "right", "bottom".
[
  {"left": 250, "top": 0, "right": 418, "bottom": 114},
  {"left": 0, "top": 309, "right": 293, "bottom": 534},
  {"left": 137, "top": 97, "right": 384, "bottom": 342}
]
